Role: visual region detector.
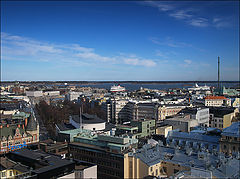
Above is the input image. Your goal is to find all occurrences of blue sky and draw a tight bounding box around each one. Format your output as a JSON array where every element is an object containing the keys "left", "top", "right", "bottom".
[{"left": 1, "top": 1, "right": 239, "bottom": 81}]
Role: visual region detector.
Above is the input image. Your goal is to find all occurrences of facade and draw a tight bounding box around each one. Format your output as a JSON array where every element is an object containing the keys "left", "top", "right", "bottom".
[
  {"left": 220, "top": 122, "right": 240, "bottom": 156},
  {"left": 131, "top": 119, "right": 156, "bottom": 139},
  {"left": 26, "top": 90, "right": 43, "bottom": 97},
  {"left": 205, "top": 96, "right": 231, "bottom": 107},
  {"left": 156, "top": 125, "right": 173, "bottom": 137},
  {"left": 102, "top": 99, "right": 130, "bottom": 124},
  {"left": 69, "top": 142, "right": 124, "bottom": 179},
  {"left": 130, "top": 102, "right": 158, "bottom": 121},
  {"left": 65, "top": 91, "right": 83, "bottom": 101},
  {"left": 163, "top": 116, "right": 199, "bottom": 132},
  {"left": 157, "top": 105, "right": 185, "bottom": 121},
  {"left": 68, "top": 131, "right": 138, "bottom": 179},
  {"left": 0, "top": 113, "right": 39, "bottom": 154},
  {"left": 209, "top": 107, "right": 239, "bottom": 129}
]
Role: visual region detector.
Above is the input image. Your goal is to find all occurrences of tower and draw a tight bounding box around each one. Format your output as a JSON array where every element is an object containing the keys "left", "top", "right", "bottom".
[{"left": 218, "top": 56, "right": 220, "bottom": 89}]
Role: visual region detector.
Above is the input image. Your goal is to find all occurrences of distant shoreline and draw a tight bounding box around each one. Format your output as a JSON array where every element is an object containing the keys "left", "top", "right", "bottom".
[{"left": 1, "top": 80, "right": 239, "bottom": 85}]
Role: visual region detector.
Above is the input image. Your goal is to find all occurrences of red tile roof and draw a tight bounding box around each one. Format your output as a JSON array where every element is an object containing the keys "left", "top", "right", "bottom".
[{"left": 205, "top": 96, "right": 227, "bottom": 100}]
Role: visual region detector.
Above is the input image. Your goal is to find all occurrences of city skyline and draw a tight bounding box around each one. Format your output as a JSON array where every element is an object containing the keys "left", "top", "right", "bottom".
[{"left": 1, "top": 1, "right": 239, "bottom": 81}]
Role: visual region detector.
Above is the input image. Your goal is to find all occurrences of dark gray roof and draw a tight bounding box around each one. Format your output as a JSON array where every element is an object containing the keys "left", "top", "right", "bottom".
[
  {"left": 72, "top": 113, "right": 105, "bottom": 124},
  {"left": 56, "top": 123, "right": 76, "bottom": 131},
  {"left": 10, "top": 149, "right": 75, "bottom": 174},
  {"left": 26, "top": 114, "right": 37, "bottom": 131},
  {"left": 209, "top": 107, "right": 235, "bottom": 117},
  {"left": 222, "top": 122, "right": 240, "bottom": 137}
]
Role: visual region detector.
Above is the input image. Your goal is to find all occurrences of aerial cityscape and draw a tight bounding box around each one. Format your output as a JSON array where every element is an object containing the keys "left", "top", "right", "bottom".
[{"left": 1, "top": 1, "right": 239, "bottom": 179}]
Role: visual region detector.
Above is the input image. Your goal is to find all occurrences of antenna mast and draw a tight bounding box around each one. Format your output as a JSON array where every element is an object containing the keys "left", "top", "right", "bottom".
[
  {"left": 79, "top": 105, "right": 82, "bottom": 132},
  {"left": 218, "top": 56, "right": 220, "bottom": 89}
]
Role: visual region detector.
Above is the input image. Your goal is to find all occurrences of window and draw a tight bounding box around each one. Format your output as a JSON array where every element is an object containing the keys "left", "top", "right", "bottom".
[
  {"left": 156, "top": 169, "right": 158, "bottom": 175},
  {"left": 233, "top": 146, "right": 236, "bottom": 151},
  {"left": 9, "top": 171, "right": 13, "bottom": 176},
  {"left": 163, "top": 167, "right": 167, "bottom": 173},
  {"left": 224, "top": 145, "right": 227, "bottom": 149},
  {"left": 174, "top": 169, "right": 179, "bottom": 174},
  {"left": 2, "top": 172, "right": 6, "bottom": 177}
]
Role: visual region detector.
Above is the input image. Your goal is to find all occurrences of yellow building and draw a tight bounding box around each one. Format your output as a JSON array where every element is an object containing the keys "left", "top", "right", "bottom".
[
  {"left": 0, "top": 157, "right": 28, "bottom": 178},
  {"left": 124, "top": 147, "right": 189, "bottom": 178}
]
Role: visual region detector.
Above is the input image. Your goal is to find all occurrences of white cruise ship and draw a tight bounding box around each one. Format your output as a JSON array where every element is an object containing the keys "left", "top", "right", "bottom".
[
  {"left": 110, "top": 84, "right": 126, "bottom": 92},
  {"left": 188, "top": 83, "right": 210, "bottom": 91}
]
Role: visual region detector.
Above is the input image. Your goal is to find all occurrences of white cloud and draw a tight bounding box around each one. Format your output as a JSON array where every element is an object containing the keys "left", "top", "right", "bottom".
[
  {"left": 123, "top": 58, "right": 156, "bottom": 67},
  {"left": 188, "top": 18, "right": 208, "bottom": 27},
  {"left": 150, "top": 37, "right": 192, "bottom": 48},
  {"left": 169, "top": 10, "right": 193, "bottom": 20},
  {"left": 184, "top": 59, "right": 192, "bottom": 65},
  {"left": 1, "top": 32, "right": 156, "bottom": 68},
  {"left": 142, "top": 1, "right": 233, "bottom": 29}
]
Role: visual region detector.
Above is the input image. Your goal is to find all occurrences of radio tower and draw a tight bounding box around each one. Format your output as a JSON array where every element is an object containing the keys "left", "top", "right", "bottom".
[
  {"left": 218, "top": 56, "right": 220, "bottom": 90},
  {"left": 79, "top": 105, "right": 83, "bottom": 132}
]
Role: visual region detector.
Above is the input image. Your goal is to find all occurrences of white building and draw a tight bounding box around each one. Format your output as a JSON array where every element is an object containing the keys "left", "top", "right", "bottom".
[
  {"left": 26, "top": 91, "right": 43, "bottom": 97},
  {"left": 69, "top": 114, "right": 106, "bottom": 131},
  {"left": 65, "top": 92, "right": 83, "bottom": 101},
  {"left": 43, "top": 91, "right": 60, "bottom": 96},
  {"left": 58, "top": 163, "right": 97, "bottom": 179}
]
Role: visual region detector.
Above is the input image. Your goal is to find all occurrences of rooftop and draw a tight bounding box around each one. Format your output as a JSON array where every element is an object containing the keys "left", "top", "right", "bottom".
[
  {"left": 71, "top": 113, "right": 105, "bottom": 124},
  {"left": 222, "top": 122, "right": 240, "bottom": 137},
  {"left": 205, "top": 96, "right": 227, "bottom": 100}
]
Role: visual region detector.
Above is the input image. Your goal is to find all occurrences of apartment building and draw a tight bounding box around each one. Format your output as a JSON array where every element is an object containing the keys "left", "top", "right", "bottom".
[
  {"left": 205, "top": 96, "right": 231, "bottom": 107},
  {"left": 209, "top": 107, "right": 239, "bottom": 129}
]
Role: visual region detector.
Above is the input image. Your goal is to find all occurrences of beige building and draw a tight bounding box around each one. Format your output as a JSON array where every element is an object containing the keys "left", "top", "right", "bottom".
[
  {"left": 156, "top": 125, "right": 172, "bottom": 137},
  {"left": 205, "top": 96, "right": 231, "bottom": 107},
  {"left": 157, "top": 105, "right": 185, "bottom": 120},
  {"left": 124, "top": 153, "right": 189, "bottom": 178},
  {"left": 209, "top": 107, "right": 239, "bottom": 129}
]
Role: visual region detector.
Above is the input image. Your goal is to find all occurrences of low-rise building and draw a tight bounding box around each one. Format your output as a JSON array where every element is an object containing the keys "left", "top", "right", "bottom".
[
  {"left": 156, "top": 125, "right": 173, "bottom": 137},
  {"left": 163, "top": 116, "right": 198, "bottom": 132},
  {"left": 26, "top": 90, "right": 43, "bottom": 97},
  {"left": 205, "top": 96, "right": 231, "bottom": 107}
]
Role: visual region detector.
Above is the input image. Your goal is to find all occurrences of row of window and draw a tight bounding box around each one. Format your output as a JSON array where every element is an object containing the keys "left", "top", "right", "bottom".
[{"left": 70, "top": 147, "right": 122, "bottom": 161}]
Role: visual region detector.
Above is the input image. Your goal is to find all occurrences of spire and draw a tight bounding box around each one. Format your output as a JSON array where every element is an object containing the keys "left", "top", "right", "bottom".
[{"left": 26, "top": 114, "right": 37, "bottom": 131}]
